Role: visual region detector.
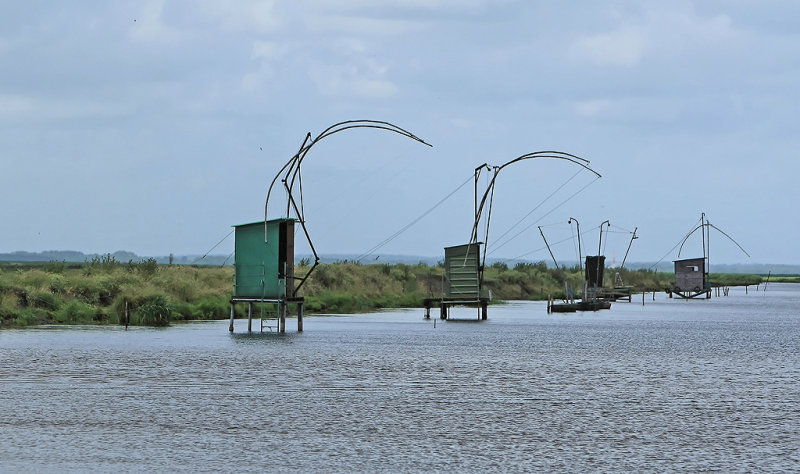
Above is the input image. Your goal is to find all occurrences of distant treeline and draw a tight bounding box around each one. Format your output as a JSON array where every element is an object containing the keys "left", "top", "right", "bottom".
[
  {"left": 2, "top": 250, "right": 797, "bottom": 274},
  {"left": 1, "top": 258, "right": 774, "bottom": 328}
]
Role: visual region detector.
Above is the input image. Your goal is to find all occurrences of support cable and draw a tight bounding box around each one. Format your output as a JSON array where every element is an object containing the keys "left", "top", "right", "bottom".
[
  {"left": 488, "top": 175, "right": 601, "bottom": 255},
  {"left": 490, "top": 168, "right": 584, "bottom": 249},
  {"left": 355, "top": 173, "right": 474, "bottom": 262},
  {"left": 513, "top": 225, "right": 601, "bottom": 260},
  {"left": 650, "top": 217, "right": 706, "bottom": 269},
  {"left": 191, "top": 230, "right": 234, "bottom": 265}
]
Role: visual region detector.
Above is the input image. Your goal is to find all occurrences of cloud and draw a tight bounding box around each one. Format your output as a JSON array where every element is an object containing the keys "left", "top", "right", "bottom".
[
  {"left": 0, "top": 94, "right": 134, "bottom": 121},
  {"left": 128, "top": 0, "right": 181, "bottom": 43},
  {"left": 196, "top": 0, "right": 280, "bottom": 34},
  {"left": 569, "top": 27, "right": 647, "bottom": 68},
  {"left": 567, "top": 5, "right": 738, "bottom": 69},
  {"left": 574, "top": 99, "right": 613, "bottom": 118},
  {"left": 308, "top": 61, "right": 398, "bottom": 99}
]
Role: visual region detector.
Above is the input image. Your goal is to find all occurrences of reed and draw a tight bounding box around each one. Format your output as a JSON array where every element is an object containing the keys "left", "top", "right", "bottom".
[{"left": 0, "top": 260, "right": 766, "bottom": 328}]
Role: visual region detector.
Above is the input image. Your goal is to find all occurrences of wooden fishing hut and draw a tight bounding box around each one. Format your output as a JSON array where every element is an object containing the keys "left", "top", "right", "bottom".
[
  {"left": 584, "top": 255, "right": 605, "bottom": 294},
  {"left": 424, "top": 243, "right": 489, "bottom": 320},
  {"left": 665, "top": 213, "right": 750, "bottom": 300},
  {"left": 232, "top": 120, "right": 432, "bottom": 332},
  {"left": 671, "top": 257, "right": 710, "bottom": 299},
  {"left": 229, "top": 218, "right": 304, "bottom": 333},
  {"left": 428, "top": 151, "right": 602, "bottom": 320}
]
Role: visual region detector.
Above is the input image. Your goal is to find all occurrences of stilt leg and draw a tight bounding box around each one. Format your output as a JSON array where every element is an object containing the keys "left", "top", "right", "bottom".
[
  {"left": 279, "top": 301, "right": 286, "bottom": 334},
  {"left": 297, "top": 302, "right": 303, "bottom": 332},
  {"left": 247, "top": 302, "right": 253, "bottom": 332},
  {"left": 229, "top": 303, "right": 235, "bottom": 333}
]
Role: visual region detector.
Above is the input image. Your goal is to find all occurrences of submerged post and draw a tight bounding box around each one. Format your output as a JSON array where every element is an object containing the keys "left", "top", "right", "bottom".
[
  {"left": 279, "top": 301, "right": 286, "bottom": 334},
  {"left": 247, "top": 302, "right": 253, "bottom": 332},
  {"left": 297, "top": 302, "right": 304, "bottom": 332},
  {"left": 229, "top": 303, "right": 235, "bottom": 333}
]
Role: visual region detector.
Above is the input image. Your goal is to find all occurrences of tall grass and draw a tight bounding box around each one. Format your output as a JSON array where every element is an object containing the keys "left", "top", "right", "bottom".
[{"left": 0, "top": 259, "right": 766, "bottom": 328}]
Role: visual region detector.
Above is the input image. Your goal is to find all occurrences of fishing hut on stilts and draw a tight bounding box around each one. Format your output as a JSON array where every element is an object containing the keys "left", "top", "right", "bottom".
[
  {"left": 425, "top": 151, "right": 601, "bottom": 320},
  {"left": 667, "top": 212, "right": 750, "bottom": 300},
  {"left": 229, "top": 120, "right": 431, "bottom": 333},
  {"left": 543, "top": 219, "right": 615, "bottom": 312}
]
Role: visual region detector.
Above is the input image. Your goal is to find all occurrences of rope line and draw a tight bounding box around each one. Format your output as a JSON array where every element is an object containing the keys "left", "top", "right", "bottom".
[
  {"left": 513, "top": 225, "right": 601, "bottom": 260},
  {"left": 650, "top": 217, "right": 704, "bottom": 269},
  {"left": 488, "top": 175, "right": 600, "bottom": 255},
  {"left": 355, "top": 173, "right": 474, "bottom": 262},
  {"left": 489, "top": 168, "right": 583, "bottom": 250},
  {"left": 191, "top": 230, "right": 234, "bottom": 265}
]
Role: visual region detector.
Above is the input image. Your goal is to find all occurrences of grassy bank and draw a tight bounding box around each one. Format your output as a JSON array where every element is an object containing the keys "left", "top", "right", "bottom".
[{"left": 0, "top": 258, "right": 768, "bottom": 328}]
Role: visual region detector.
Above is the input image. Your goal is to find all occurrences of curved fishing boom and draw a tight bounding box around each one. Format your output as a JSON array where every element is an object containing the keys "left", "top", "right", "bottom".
[
  {"left": 469, "top": 151, "right": 602, "bottom": 256},
  {"left": 677, "top": 222, "right": 750, "bottom": 259},
  {"left": 263, "top": 120, "right": 432, "bottom": 294}
]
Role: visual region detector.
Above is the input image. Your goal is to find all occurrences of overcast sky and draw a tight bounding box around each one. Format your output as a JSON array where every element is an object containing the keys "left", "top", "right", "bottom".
[{"left": 2, "top": 1, "right": 798, "bottom": 265}]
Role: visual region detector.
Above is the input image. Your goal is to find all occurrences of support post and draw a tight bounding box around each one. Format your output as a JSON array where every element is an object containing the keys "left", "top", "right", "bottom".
[
  {"left": 247, "top": 302, "right": 253, "bottom": 332},
  {"left": 481, "top": 301, "right": 488, "bottom": 320},
  {"left": 297, "top": 302, "right": 304, "bottom": 332},
  {"left": 642, "top": 291, "right": 645, "bottom": 306},
  {"left": 279, "top": 301, "right": 287, "bottom": 334},
  {"left": 229, "top": 303, "right": 235, "bottom": 333}
]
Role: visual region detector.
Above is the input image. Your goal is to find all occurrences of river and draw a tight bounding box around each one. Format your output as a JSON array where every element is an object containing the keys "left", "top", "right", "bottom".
[{"left": 1, "top": 283, "right": 798, "bottom": 472}]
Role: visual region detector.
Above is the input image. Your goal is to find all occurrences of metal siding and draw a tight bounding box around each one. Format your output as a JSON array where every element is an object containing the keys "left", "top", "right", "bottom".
[
  {"left": 233, "top": 219, "right": 294, "bottom": 299},
  {"left": 444, "top": 243, "right": 481, "bottom": 298}
]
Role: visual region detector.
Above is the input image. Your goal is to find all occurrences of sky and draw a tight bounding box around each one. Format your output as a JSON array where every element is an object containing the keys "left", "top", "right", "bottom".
[{"left": 2, "top": 0, "right": 799, "bottom": 266}]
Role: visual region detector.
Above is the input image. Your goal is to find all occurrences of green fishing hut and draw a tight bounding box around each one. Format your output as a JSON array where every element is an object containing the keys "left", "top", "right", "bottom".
[
  {"left": 424, "top": 242, "right": 489, "bottom": 320},
  {"left": 229, "top": 218, "right": 304, "bottom": 333}
]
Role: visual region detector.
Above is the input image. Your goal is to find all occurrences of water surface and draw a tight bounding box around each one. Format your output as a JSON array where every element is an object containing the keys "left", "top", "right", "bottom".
[{"left": 2, "top": 284, "right": 798, "bottom": 472}]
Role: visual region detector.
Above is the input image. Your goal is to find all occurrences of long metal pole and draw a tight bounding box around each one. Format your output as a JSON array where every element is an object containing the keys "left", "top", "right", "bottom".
[
  {"left": 620, "top": 227, "right": 637, "bottom": 269},
  {"left": 596, "top": 220, "right": 609, "bottom": 288},
  {"left": 539, "top": 226, "right": 560, "bottom": 270},
  {"left": 701, "top": 212, "right": 707, "bottom": 266},
  {"left": 569, "top": 217, "right": 582, "bottom": 270}
]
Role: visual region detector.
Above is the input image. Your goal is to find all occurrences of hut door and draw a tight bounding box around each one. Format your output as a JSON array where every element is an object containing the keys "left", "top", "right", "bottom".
[{"left": 278, "top": 221, "right": 295, "bottom": 297}]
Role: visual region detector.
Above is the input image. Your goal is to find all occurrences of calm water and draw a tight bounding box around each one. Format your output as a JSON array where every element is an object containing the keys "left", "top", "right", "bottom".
[{"left": 2, "top": 283, "right": 799, "bottom": 472}]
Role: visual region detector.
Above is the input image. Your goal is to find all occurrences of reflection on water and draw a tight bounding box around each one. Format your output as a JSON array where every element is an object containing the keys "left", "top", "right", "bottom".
[{"left": 2, "top": 284, "right": 799, "bottom": 472}]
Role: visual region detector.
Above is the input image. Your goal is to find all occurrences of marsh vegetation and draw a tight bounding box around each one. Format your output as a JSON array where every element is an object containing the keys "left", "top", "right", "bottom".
[{"left": 0, "top": 257, "right": 767, "bottom": 327}]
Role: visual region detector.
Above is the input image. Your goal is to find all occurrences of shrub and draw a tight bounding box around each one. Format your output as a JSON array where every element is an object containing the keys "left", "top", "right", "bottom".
[
  {"left": 136, "top": 258, "right": 159, "bottom": 278},
  {"left": 55, "top": 300, "right": 97, "bottom": 324},
  {"left": 29, "top": 290, "right": 60, "bottom": 310},
  {"left": 136, "top": 294, "right": 171, "bottom": 327},
  {"left": 44, "top": 260, "right": 66, "bottom": 273},
  {"left": 193, "top": 295, "right": 229, "bottom": 319},
  {"left": 48, "top": 274, "right": 67, "bottom": 294}
]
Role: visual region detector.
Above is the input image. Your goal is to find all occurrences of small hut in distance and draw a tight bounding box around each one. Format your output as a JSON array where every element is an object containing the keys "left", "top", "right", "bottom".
[{"left": 672, "top": 257, "right": 709, "bottom": 298}]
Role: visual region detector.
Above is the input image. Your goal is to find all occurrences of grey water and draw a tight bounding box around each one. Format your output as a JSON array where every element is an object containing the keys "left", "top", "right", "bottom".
[{"left": 1, "top": 284, "right": 799, "bottom": 472}]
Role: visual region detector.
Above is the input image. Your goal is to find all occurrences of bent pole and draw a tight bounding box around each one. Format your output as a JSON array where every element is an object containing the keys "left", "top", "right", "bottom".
[
  {"left": 470, "top": 151, "right": 602, "bottom": 246},
  {"left": 264, "top": 120, "right": 433, "bottom": 240}
]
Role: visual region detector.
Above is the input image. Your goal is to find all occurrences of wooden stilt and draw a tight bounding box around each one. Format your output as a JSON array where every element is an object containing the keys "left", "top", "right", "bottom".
[
  {"left": 279, "top": 301, "right": 286, "bottom": 334},
  {"left": 229, "top": 303, "right": 235, "bottom": 333},
  {"left": 297, "top": 302, "right": 303, "bottom": 332},
  {"left": 247, "top": 302, "right": 253, "bottom": 332}
]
